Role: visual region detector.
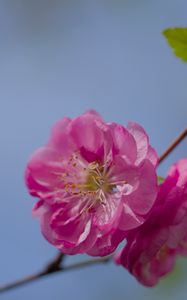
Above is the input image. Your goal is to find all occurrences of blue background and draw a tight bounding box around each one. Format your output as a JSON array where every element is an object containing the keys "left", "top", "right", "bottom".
[{"left": 0, "top": 0, "right": 187, "bottom": 299}]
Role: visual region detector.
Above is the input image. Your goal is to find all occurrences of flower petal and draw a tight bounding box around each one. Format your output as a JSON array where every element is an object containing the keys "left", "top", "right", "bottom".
[
  {"left": 93, "top": 194, "right": 122, "bottom": 232},
  {"left": 128, "top": 122, "right": 155, "bottom": 165},
  {"left": 25, "top": 147, "right": 66, "bottom": 197},
  {"left": 124, "top": 159, "right": 158, "bottom": 215},
  {"left": 69, "top": 111, "right": 105, "bottom": 160},
  {"left": 109, "top": 123, "right": 137, "bottom": 164}
]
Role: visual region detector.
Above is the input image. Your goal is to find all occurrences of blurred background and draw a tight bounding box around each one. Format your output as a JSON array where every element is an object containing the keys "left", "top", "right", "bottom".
[{"left": 0, "top": 0, "right": 187, "bottom": 299}]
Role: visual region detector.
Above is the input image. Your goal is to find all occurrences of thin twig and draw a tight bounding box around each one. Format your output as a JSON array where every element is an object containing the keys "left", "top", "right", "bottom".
[
  {"left": 158, "top": 128, "right": 187, "bottom": 165},
  {"left": 44, "top": 252, "right": 65, "bottom": 273},
  {"left": 0, "top": 252, "right": 65, "bottom": 294},
  {"left": 0, "top": 270, "right": 45, "bottom": 294},
  {"left": 0, "top": 256, "right": 111, "bottom": 293}
]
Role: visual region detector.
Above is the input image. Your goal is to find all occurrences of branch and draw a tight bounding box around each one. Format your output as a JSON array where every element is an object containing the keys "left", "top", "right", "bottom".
[
  {"left": 158, "top": 128, "right": 187, "bottom": 164},
  {"left": 0, "top": 255, "right": 111, "bottom": 293},
  {"left": 44, "top": 252, "right": 65, "bottom": 273},
  {"left": 0, "top": 251, "right": 65, "bottom": 293}
]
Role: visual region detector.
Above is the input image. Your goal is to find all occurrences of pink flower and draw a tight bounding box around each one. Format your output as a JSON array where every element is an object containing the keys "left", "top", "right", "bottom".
[
  {"left": 25, "top": 110, "right": 158, "bottom": 256},
  {"left": 115, "top": 159, "right": 187, "bottom": 286}
]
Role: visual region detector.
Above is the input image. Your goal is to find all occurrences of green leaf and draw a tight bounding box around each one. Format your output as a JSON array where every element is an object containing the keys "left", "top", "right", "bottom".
[{"left": 163, "top": 27, "right": 187, "bottom": 62}]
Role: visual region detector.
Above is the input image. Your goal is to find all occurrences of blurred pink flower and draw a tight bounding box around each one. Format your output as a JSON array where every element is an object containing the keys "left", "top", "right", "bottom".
[
  {"left": 25, "top": 110, "right": 158, "bottom": 256},
  {"left": 115, "top": 159, "right": 187, "bottom": 286}
]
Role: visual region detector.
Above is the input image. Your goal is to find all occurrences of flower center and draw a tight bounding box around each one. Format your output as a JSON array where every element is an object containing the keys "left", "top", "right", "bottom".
[
  {"left": 57, "top": 154, "right": 127, "bottom": 207},
  {"left": 85, "top": 162, "right": 112, "bottom": 194}
]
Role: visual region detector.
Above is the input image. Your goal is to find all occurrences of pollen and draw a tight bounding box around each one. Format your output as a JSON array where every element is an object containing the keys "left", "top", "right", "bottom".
[{"left": 57, "top": 153, "right": 126, "bottom": 207}]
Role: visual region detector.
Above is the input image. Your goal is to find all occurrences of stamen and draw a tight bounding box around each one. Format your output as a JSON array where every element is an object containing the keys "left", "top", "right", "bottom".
[
  {"left": 109, "top": 180, "right": 127, "bottom": 186},
  {"left": 57, "top": 154, "right": 122, "bottom": 208}
]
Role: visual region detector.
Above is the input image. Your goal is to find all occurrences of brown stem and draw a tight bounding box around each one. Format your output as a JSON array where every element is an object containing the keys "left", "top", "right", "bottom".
[
  {"left": 44, "top": 252, "right": 65, "bottom": 273},
  {"left": 158, "top": 128, "right": 187, "bottom": 165},
  {"left": 0, "top": 270, "right": 45, "bottom": 293},
  {"left": 0, "top": 256, "right": 111, "bottom": 293},
  {"left": 0, "top": 252, "right": 65, "bottom": 293}
]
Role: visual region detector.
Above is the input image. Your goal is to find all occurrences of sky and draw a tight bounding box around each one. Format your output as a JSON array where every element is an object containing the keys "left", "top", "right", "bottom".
[{"left": 0, "top": 0, "right": 187, "bottom": 299}]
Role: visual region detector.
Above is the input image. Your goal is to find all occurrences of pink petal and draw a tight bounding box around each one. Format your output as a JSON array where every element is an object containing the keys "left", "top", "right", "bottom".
[
  {"left": 25, "top": 147, "right": 66, "bottom": 196},
  {"left": 50, "top": 209, "right": 91, "bottom": 245},
  {"left": 48, "top": 117, "right": 76, "bottom": 155},
  {"left": 109, "top": 123, "right": 137, "bottom": 163},
  {"left": 93, "top": 194, "right": 123, "bottom": 232},
  {"left": 128, "top": 122, "right": 152, "bottom": 165},
  {"left": 87, "top": 229, "right": 125, "bottom": 257},
  {"left": 69, "top": 112, "right": 105, "bottom": 158},
  {"left": 124, "top": 159, "right": 158, "bottom": 215},
  {"left": 147, "top": 145, "right": 158, "bottom": 167},
  {"left": 119, "top": 203, "right": 144, "bottom": 231}
]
